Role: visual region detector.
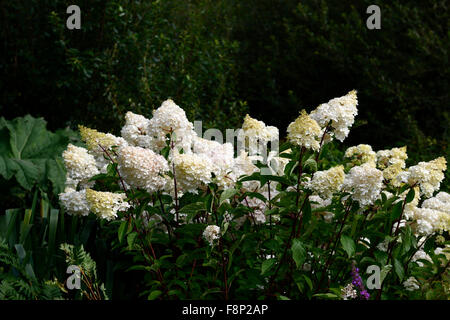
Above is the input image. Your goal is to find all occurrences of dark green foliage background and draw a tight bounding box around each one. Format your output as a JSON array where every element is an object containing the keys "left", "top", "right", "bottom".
[
  {"left": 0, "top": 1, "right": 449, "bottom": 300},
  {"left": 0, "top": 0, "right": 448, "bottom": 179}
]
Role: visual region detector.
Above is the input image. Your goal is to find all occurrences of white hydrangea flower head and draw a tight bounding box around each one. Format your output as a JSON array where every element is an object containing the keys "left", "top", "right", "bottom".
[
  {"left": 345, "top": 144, "right": 377, "bottom": 167},
  {"left": 376, "top": 146, "right": 408, "bottom": 186},
  {"left": 239, "top": 114, "right": 279, "bottom": 156},
  {"left": 307, "top": 165, "right": 345, "bottom": 199},
  {"left": 310, "top": 90, "right": 358, "bottom": 142},
  {"left": 406, "top": 157, "right": 447, "bottom": 198},
  {"left": 203, "top": 225, "right": 220, "bottom": 246},
  {"left": 342, "top": 163, "right": 384, "bottom": 206},
  {"left": 287, "top": 110, "right": 322, "bottom": 151},
  {"left": 117, "top": 145, "right": 169, "bottom": 194},
  {"left": 59, "top": 188, "right": 90, "bottom": 217},
  {"left": 192, "top": 136, "right": 235, "bottom": 188},
  {"left": 173, "top": 152, "right": 213, "bottom": 193},
  {"left": 230, "top": 150, "right": 259, "bottom": 192},
  {"left": 94, "top": 154, "right": 110, "bottom": 174},
  {"left": 63, "top": 175, "right": 79, "bottom": 190},
  {"left": 121, "top": 111, "right": 152, "bottom": 148},
  {"left": 382, "top": 162, "right": 405, "bottom": 187},
  {"left": 149, "top": 99, "right": 193, "bottom": 133},
  {"left": 403, "top": 277, "right": 420, "bottom": 291},
  {"left": 147, "top": 99, "right": 196, "bottom": 153},
  {"left": 85, "top": 189, "right": 130, "bottom": 221},
  {"left": 422, "top": 192, "right": 450, "bottom": 214},
  {"left": 376, "top": 146, "right": 408, "bottom": 169},
  {"left": 435, "top": 191, "right": 450, "bottom": 203},
  {"left": 241, "top": 114, "right": 278, "bottom": 142},
  {"left": 62, "top": 144, "right": 99, "bottom": 183},
  {"left": 79, "top": 125, "right": 128, "bottom": 156},
  {"left": 408, "top": 207, "right": 449, "bottom": 236}
]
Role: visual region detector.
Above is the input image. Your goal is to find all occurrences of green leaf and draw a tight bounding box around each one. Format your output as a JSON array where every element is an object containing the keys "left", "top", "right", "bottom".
[
  {"left": 261, "top": 258, "right": 276, "bottom": 275},
  {"left": 393, "top": 258, "right": 404, "bottom": 281},
  {"left": 148, "top": 290, "right": 162, "bottom": 300},
  {"left": 127, "top": 232, "right": 138, "bottom": 250},
  {"left": 5, "top": 208, "right": 20, "bottom": 242},
  {"left": 15, "top": 244, "right": 26, "bottom": 260},
  {"left": 390, "top": 201, "right": 403, "bottom": 220},
  {"left": 380, "top": 264, "right": 392, "bottom": 284},
  {"left": 219, "top": 188, "right": 237, "bottom": 205},
  {"left": 303, "top": 157, "right": 317, "bottom": 172},
  {"left": 19, "top": 222, "right": 33, "bottom": 245},
  {"left": 405, "top": 188, "right": 415, "bottom": 204},
  {"left": 401, "top": 226, "right": 413, "bottom": 254},
  {"left": 291, "top": 239, "right": 306, "bottom": 268},
  {"left": 118, "top": 220, "right": 128, "bottom": 244},
  {"left": 179, "top": 202, "right": 205, "bottom": 222},
  {"left": 374, "top": 250, "right": 388, "bottom": 265},
  {"left": 48, "top": 208, "right": 59, "bottom": 256},
  {"left": 0, "top": 115, "right": 75, "bottom": 193},
  {"left": 340, "top": 235, "right": 356, "bottom": 258},
  {"left": 244, "top": 192, "right": 267, "bottom": 202},
  {"left": 303, "top": 275, "right": 313, "bottom": 291},
  {"left": 301, "top": 197, "right": 312, "bottom": 224},
  {"left": 46, "top": 158, "right": 66, "bottom": 195},
  {"left": 312, "top": 293, "right": 338, "bottom": 299}
]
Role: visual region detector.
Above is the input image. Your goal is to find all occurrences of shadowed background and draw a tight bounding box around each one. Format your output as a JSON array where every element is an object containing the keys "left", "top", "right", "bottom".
[{"left": 1, "top": 0, "right": 448, "bottom": 173}]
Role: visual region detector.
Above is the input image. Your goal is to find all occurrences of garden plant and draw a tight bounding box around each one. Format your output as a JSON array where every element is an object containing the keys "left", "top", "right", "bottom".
[{"left": 2, "top": 90, "right": 447, "bottom": 300}]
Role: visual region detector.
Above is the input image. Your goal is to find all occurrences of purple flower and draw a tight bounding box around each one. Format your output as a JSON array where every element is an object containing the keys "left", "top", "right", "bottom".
[{"left": 351, "top": 263, "right": 370, "bottom": 300}]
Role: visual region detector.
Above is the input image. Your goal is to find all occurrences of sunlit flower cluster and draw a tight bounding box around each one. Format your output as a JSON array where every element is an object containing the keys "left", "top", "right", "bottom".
[
  {"left": 404, "top": 157, "right": 447, "bottom": 198},
  {"left": 79, "top": 125, "right": 128, "bottom": 155},
  {"left": 59, "top": 188, "right": 90, "bottom": 217},
  {"left": 54, "top": 88, "right": 450, "bottom": 301},
  {"left": 307, "top": 165, "right": 345, "bottom": 199},
  {"left": 310, "top": 90, "right": 358, "bottom": 142},
  {"left": 85, "top": 189, "right": 130, "bottom": 221},
  {"left": 62, "top": 143, "right": 99, "bottom": 183},
  {"left": 147, "top": 99, "right": 196, "bottom": 152},
  {"left": 345, "top": 144, "right": 377, "bottom": 167},
  {"left": 173, "top": 152, "right": 214, "bottom": 193},
  {"left": 376, "top": 146, "right": 407, "bottom": 170},
  {"left": 192, "top": 136, "right": 235, "bottom": 188},
  {"left": 342, "top": 163, "right": 384, "bottom": 206},
  {"left": 121, "top": 111, "right": 152, "bottom": 148},
  {"left": 406, "top": 191, "right": 450, "bottom": 235},
  {"left": 287, "top": 110, "right": 322, "bottom": 151},
  {"left": 117, "top": 145, "right": 169, "bottom": 193},
  {"left": 239, "top": 114, "right": 279, "bottom": 155}
]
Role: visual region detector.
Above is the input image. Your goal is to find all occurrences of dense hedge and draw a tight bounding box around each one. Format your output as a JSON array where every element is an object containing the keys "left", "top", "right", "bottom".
[
  {"left": 1, "top": 0, "right": 448, "bottom": 171},
  {"left": 0, "top": 0, "right": 246, "bottom": 133},
  {"left": 232, "top": 0, "right": 449, "bottom": 163}
]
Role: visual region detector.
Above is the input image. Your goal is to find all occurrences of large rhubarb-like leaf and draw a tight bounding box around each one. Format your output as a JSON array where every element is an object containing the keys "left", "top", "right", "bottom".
[{"left": 0, "top": 115, "right": 78, "bottom": 193}]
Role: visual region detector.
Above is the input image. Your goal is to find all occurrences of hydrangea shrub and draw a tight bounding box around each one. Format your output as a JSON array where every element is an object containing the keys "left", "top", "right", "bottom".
[{"left": 59, "top": 92, "right": 449, "bottom": 300}]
